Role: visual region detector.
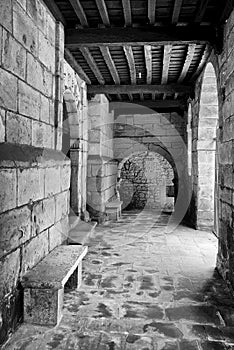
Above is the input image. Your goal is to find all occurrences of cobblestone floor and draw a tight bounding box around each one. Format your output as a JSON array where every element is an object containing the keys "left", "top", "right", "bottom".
[{"left": 4, "top": 210, "right": 234, "bottom": 350}]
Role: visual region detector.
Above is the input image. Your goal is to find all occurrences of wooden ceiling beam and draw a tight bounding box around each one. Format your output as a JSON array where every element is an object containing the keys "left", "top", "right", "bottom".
[
  {"left": 99, "top": 46, "right": 120, "bottom": 84},
  {"left": 64, "top": 48, "right": 91, "bottom": 85},
  {"left": 194, "top": 0, "right": 209, "bottom": 23},
  {"left": 110, "top": 100, "right": 187, "bottom": 110},
  {"left": 88, "top": 84, "right": 192, "bottom": 95},
  {"left": 79, "top": 47, "right": 105, "bottom": 84},
  {"left": 123, "top": 45, "right": 136, "bottom": 84},
  {"left": 66, "top": 26, "right": 216, "bottom": 47},
  {"left": 220, "top": 0, "right": 233, "bottom": 24},
  {"left": 161, "top": 45, "right": 172, "bottom": 84},
  {"left": 190, "top": 44, "right": 211, "bottom": 81},
  {"left": 122, "top": 0, "right": 132, "bottom": 26},
  {"left": 178, "top": 44, "right": 196, "bottom": 82},
  {"left": 148, "top": 0, "right": 157, "bottom": 25},
  {"left": 144, "top": 45, "right": 152, "bottom": 84},
  {"left": 68, "top": 0, "right": 89, "bottom": 27},
  {"left": 43, "top": 0, "right": 66, "bottom": 25},
  {"left": 95, "top": 0, "right": 110, "bottom": 26},
  {"left": 172, "top": 0, "right": 183, "bottom": 24}
]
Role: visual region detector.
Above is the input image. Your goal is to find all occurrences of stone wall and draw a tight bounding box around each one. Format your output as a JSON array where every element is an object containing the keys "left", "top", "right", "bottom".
[
  {"left": 119, "top": 151, "right": 174, "bottom": 210},
  {"left": 191, "top": 8, "right": 234, "bottom": 290},
  {"left": 63, "top": 61, "right": 88, "bottom": 216},
  {"left": 113, "top": 110, "right": 189, "bottom": 221},
  {"left": 0, "top": 0, "right": 70, "bottom": 344},
  {"left": 87, "top": 95, "right": 118, "bottom": 220}
]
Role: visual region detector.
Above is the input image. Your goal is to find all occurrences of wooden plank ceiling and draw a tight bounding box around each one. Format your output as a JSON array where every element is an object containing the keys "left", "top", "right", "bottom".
[{"left": 45, "top": 0, "right": 233, "bottom": 110}]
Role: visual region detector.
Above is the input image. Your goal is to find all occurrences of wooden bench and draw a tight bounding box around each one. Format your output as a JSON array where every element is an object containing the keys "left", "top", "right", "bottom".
[
  {"left": 105, "top": 200, "right": 123, "bottom": 221},
  {"left": 21, "top": 245, "right": 88, "bottom": 326}
]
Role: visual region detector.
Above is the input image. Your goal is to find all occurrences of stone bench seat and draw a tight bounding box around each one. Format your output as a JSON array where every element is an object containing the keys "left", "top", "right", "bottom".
[
  {"left": 105, "top": 200, "right": 123, "bottom": 221},
  {"left": 21, "top": 245, "right": 88, "bottom": 326}
]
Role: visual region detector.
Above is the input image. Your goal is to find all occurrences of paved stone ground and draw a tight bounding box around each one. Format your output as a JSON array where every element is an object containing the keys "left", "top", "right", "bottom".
[{"left": 4, "top": 210, "right": 234, "bottom": 349}]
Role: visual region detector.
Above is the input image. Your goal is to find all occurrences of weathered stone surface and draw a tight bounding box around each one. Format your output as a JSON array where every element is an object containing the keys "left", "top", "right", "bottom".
[
  {"left": 55, "top": 191, "right": 69, "bottom": 222},
  {"left": 0, "top": 168, "right": 17, "bottom": 213},
  {"left": 17, "top": 167, "right": 44, "bottom": 206},
  {"left": 45, "top": 166, "right": 61, "bottom": 197},
  {"left": 0, "top": 0, "right": 13, "bottom": 32},
  {"left": 32, "top": 197, "right": 56, "bottom": 234},
  {"left": 0, "top": 68, "right": 18, "bottom": 112},
  {"left": 0, "top": 249, "right": 20, "bottom": 299},
  {"left": 13, "top": 1, "right": 38, "bottom": 55},
  {"left": 40, "top": 95, "right": 50, "bottom": 124},
  {"left": 0, "top": 108, "right": 5, "bottom": 143},
  {"left": 38, "top": 31, "right": 55, "bottom": 73},
  {"left": 21, "top": 229, "right": 49, "bottom": 275},
  {"left": 18, "top": 81, "right": 40, "bottom": 120},
  {"left": 26, "top": 53, "right": 53, "bottom": 97},
  {"left": 2, "top": 29, "right": 26, "bottom": 79},
  {"left": 0, "top": 206, "right": 31, "bottom": 258},
  {"left": 6, "top": 112, "right": 32, "bottom": 145},
  {"left": 49, "top": 217, "right": 69, "bottom": 251},
  {"left": 32, "top": 120, "right": 53, "bottom": 148},
  {"left": 22, "top": 245, "right": 88, "bottom": 289}
]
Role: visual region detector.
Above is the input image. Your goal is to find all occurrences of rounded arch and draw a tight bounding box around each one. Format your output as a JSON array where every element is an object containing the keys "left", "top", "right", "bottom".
[
  {"left": 197, "top": 62, "right": 219, "bottom": 231},
  {"left": 117, "top": 149, "right": 176, "bottom": 212}
]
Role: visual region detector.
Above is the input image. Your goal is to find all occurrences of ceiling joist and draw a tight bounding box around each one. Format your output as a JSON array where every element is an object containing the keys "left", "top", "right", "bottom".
[
  {"left": 64, "top": 48, "right": 91, "bottom": 85},
  {"left": 65, "top": 26, "right": 216, "bottom": 48},
  {"left": 79, "top": 47, "right": 105, "bottom": 84},
  {"left": 69, "top": 0, "right": 89, "bottom": 27},
  {"left": 123, "top": 46, "right": 136, "bottom": 84},
  {"left": 88, "top": 84, "right": 192, "bottom": 95},
  {"left": 144, "top": 45, "right": 152, "bottom": 84},
  {"left": 95, "top": 0, "right": 110, "bottom": 26},
  {"left": 161, "top": 45, "right": 172, "bottom": 84},
  {"left": 122, "top": 0, "right": 132, "bottom": 26},
  {"left": 99, "top": 46, "right": 120, "bottom": 84},
  {"left": 178, "top": 44, "right": 196, "bottom": 82},
  {"left": 194, "top": 0, "right": 209, "bottom": 23},
  {"left": 148, "top": 0, "right": 157, "bottom": 25},
  {"left": 110, "top": 100, "right": 186, "bottom": 111},
  {"left": 43, "top": 0, "right": 66, "bottom": 25},
  {"left": 172, "top": 0, "right": 184, "bottom": 24}
]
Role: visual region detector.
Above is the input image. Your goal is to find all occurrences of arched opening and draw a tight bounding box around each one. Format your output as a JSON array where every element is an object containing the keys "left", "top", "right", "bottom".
[
  {"left": 118, "top": 151, "right": 175, "bottom": 213},
  {"left": 197, "top": 62, "right": 219, "bottom": 231}
]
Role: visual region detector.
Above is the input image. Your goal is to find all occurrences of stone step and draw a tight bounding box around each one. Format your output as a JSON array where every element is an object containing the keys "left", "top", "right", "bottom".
[{"left": 68, "top": 220, "right": 97, "bottom": 245}]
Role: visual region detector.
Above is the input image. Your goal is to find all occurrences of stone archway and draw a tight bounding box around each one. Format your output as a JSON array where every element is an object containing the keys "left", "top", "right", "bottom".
[
  {"left": 118, "top": 151, "right": 175, "bottom": 212},
  {"left": 197, "top": 62, "right": 219, "bottom": 231}
]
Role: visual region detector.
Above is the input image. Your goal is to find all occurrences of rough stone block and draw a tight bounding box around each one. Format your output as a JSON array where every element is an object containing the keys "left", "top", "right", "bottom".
[
  {"left": 40, "top": 95, "right": 50, "bottom": 124},
  {"left": 45, "top": 166, "right": 61, "bottom": 197},
  {"left": 0, "top": 68, "right": 18, "bottom": 112},
  {"left": 13, "top": 1, "right": 38, "bottom": 55},
  {"left": 0, "top": 206, "right": 32, "bottom": 258},
  {"left": 24, "top": 287, "right": 63, "bottom": 326},
  {"left": 0, "top": 169, "right": 17, "bottom": 213},
  {"left": 32, "top": 197, "right": 56, "bottom": 234},
  {"left": 17, "top": 167, "right": 44, "bottom": 206},
  {"left": 55, "top": 191, "right": 69, "bottom": 222},
  {"left": 49, "top": 217, "right": 68, "bottom": 251},
  {"left": 38, "top": 31, "right": 55, "bottom": 73},
  {"left": 0, "top": 0, "right": 13, "bottom": 32},
  {"left": 27, "top": 53, "right": 53, "bottom": 97},
  {"left": 2, "top": 29, "right": 26, "bottom": 79},
  {"left": 21, "top": 230, "right": 49, "bottom": 275},
  {"left": 32, "top": 120, "right": 53, "bottom": 148},
  {"left": 18, "top": 81, "right": 40, "bottom": 120},
  {"left": 60, "top": 163, "right": 71, "bottom": 191},
  {"left": 0, "top": 108, "right": 6, "bottom": 143},
  {"left": 16, "top": 0, "right": 26, "bottom": 10},
  {"left": 6, "top": 112, "right": 32, "bottom": 145},
  {"left": 0, "top": 249, "right": 20, "bottom": 299},
  {"left": 27, "top": 0, "right": 46, "bottom": 32}
]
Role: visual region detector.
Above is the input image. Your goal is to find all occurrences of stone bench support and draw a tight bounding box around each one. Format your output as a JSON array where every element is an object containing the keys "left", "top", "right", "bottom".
[{"left": 21, "top": 245, "right": 88, "bottom": 326}]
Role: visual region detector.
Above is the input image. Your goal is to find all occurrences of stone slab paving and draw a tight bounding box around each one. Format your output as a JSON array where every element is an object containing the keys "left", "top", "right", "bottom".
[{"left": 3, "top": 210, "right": 234, "bottom": 349}]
